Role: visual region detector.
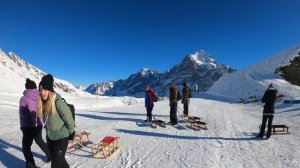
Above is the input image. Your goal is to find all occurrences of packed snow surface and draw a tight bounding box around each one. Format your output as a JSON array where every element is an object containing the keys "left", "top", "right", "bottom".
[{"left": 1, "top": 92, "right": 299, "bottom": 168}]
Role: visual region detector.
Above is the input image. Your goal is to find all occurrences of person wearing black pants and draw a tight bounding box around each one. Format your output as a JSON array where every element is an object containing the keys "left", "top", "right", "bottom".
[
  {"left": 20, "top": 79, "right": 51, "bottom": 168},
  {"left": 21, "top": 126, "right": 51, "bottom": 168},
  {"left": 21, "top": 128, "right": 36, "bottom": 168},
  {"left": 257, "top": 84, "right": 277, "bottom": 139},
  {"left": 146, "top": 107, "right": 153, "bottom": 121},
  {"left": 37, "top": 74, "right": 75, "bottom": 168},
  {"left": 145, "top": 87, "right": 155, "bottom": 122},
  {"left": 47, "top": 137, "right": 69, "bottom": 168},
  {"left": 259, "top": 115, "right": 274, "bottom": 138},
  {"left": 169, "top": 83, "right": 178, "bottom": 125},
  {"left": 181, "top": 83, "right": 190, "bottom": 117},
  {"left": 170, "top": 102, "right": 178, "bottom": 125}
]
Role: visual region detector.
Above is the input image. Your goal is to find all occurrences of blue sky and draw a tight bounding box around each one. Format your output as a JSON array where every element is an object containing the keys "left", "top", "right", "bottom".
[{"left": 0, "top": 0, "right": 299, "bottom": 85}]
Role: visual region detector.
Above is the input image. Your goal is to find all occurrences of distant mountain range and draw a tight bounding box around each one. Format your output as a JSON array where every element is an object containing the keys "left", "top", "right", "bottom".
[
  {"left": 84, "top": 81, "right": 114, "bottom": 95},
  {"left": 85, "top": 50, "right": 235, "bottom": 97},
  {"left": 2, "top": 45, "right": 299, "bottom": 101}
]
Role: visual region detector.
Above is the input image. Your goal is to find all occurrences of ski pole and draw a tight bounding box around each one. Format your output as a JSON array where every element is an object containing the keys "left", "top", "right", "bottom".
[{"left": 177, "top": 106, "right": 188, "bottom": 126}]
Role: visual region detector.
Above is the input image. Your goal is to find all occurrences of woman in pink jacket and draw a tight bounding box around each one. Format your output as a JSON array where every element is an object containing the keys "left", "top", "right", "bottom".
[{"left": 19, "top": 78, "right": 51, "bottom": 168}]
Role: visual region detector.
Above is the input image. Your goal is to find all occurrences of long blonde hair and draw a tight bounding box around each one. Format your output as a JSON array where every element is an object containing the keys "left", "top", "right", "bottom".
[{"left": 37, "top": 92, "right": 57, "bottom": 118}]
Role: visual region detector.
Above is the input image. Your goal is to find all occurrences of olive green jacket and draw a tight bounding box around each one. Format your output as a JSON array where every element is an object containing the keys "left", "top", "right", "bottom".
[
  {"left": 181, "top": 87, "right": 190, "bottom": 104},
  {"left": 44, "top": 93, "right": 75, "bottom": 140}
]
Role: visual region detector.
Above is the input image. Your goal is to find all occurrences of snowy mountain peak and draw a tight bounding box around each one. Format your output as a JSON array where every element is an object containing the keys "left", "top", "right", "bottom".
[
  {"left": 7, "top": 52, "right": 27, "bottom": 68},
  {"left": 75, "top": 85, "right": 86, "bottom": 90},
  {"left": 0, "top": 48, "right": 7, "bottom": 59},
  {"left": 0, "top": 48, "right": 91, "bottom": 96},
  {"left": 85, "top": 81, "right": 113, "bottom": 95},
  {"left": 0, "top": 48, "right": 4, "bottom": 55},
  {"left": 139, "top": 68, "right": 157, "bottom": 76},
  {"left": 103, "top": 50, "right": 234, "bottom": 97},
  {"left": 188, "top": 50, "right": 217, "bottom": 65}
]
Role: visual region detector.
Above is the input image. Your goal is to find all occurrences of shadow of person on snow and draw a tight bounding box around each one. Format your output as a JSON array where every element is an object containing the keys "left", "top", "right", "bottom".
[
  {"left": 276, "top": 107, "right": 300, "bottom": 114},
  {"left": 116, "top": 129, "right": 263, "bottom": 141},
  {"left": 0, "top": 138, "right": 24, "bottom": 167},
  {"left": 0, "top": 138, "right": 47, "bottom": 167},
  {"left": 100, "top": 111, "right": 169, "bottom": 117},
  {"left": 77, "top": 113, "right": 147, "bottom": 123}
]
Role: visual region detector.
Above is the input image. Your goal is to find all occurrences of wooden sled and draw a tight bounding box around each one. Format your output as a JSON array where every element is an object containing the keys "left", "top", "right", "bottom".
[
  {"left": 187, "top": 116, "right": 201, "bottom": 122},
  {"left": 151, "top": 119, "right": 167, "bottom": 128},
  {"left": 68, "top": 131, "right": 91, "bottom": 149},
  {"left": 184, "top": 116, "right": 207, "bottom": 130},
  {"left": 259, "top": 125, "right": 290, "bottom": 135},
  {"left": 91, "top": 136, "right": 120, "bottom": 159},
  {"left": 188, "top": 120, "right": 207, "bottom": 130}
]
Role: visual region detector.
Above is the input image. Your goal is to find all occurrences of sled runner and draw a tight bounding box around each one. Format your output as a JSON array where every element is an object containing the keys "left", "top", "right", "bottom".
[
  {"left": 91, "top": 136, "right": 120, "bottom": 159},
  {"left": 187, "top": 116, "right": 201, "bottom": 122},
  {"left": 184, "top": 116, "right": 207, "bottom": 130},
  {"left": 259, "top": 125, "right": 290, "bottom": 135},
  {"left": 68, "top": 131, "right": 91, "bottom": 149},
  {"left": 187, "top": 120, "right": 207, "bottom": 130},
  {"left": 150, "top": 119, "right": 167, "bottom": 128}
]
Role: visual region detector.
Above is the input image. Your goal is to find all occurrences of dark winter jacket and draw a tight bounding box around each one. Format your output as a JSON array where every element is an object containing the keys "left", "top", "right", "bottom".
[
  {"left": 145, "top": 89, "right": 155, "bottom": 108},
  {"left": 19, "top": 89, "right": 42, "bottom": 128},
  {"left": 169, "top": 85, "right": 178, "bottom": 104},
  {"left": 261, "top": 87, "right": 277, "bottom": 114},
  {"left": 181, "top": 87, "right": 190, "bottom": 104}
]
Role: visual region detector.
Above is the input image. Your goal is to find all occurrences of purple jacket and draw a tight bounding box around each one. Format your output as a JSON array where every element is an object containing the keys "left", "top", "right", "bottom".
[{"left": 19, "top": 89, "right": 42, "bottom": 127}]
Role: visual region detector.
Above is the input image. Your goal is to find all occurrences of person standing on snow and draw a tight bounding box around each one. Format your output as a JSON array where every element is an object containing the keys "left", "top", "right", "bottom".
[
  {"left": 19, "top": 78, "right": 51, "bottom": 168},
  {"left": 144, "top": 87, "right": 155, "bottom": 122},
  {"left": 181, "top": 82, "right": 190, "bottom": 117},
  {"left": 169, "top": 83, "right": 178, "bottom": 125},
  {"left": 257, "top": 84, "right": 277, "bottom": 139},
  {"left": 37, "top": 74, "right": 75, "bottom": 168}
]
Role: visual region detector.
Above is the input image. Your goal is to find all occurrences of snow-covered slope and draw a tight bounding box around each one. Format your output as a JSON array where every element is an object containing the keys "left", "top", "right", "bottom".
[
  {"left": 207, "top": 44, "right": 300, "bottom": 101},
  {"left": 0, "top": 49, "right": 91, "bottom": 97},
  {"left": 1, "top": 93, "right": 299, "bottom": 168}
]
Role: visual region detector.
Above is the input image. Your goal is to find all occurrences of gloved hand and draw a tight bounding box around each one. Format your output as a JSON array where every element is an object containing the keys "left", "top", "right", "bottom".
[{"left": 69, "top": 131, "right": 75, "bottom": 141}]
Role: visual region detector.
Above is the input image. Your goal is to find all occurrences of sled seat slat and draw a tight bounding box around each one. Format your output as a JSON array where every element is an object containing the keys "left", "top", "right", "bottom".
[{"left": 91, "top": 136, "right": 120, "bottom": 159}]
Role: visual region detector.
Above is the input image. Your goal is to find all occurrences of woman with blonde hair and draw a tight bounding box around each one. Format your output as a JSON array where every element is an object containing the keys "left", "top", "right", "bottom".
[{"left": 37, "top": 74, "right": 75, "bottom": 168}]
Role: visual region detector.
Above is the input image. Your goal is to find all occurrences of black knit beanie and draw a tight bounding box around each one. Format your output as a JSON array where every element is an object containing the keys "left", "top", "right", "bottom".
[
  {"left": 39, "top": 74, "right": 54, "bottom": 92},
  {"left": 25, "top": 78, "right": 37, "bottom": 89}
]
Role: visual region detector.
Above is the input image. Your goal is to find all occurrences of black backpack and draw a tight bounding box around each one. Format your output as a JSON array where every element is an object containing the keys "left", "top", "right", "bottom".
[
  {"left": 177, "top": 90, "right": 182, "bottom": 101},
  {"left": 56, "top": 98, "right": 75, "bottom": 127}
]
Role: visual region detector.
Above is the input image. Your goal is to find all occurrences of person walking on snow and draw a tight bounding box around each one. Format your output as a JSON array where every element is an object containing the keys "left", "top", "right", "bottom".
[
  {"left": 181, "top": 82, "right": 190, "bottom": 117},
  {"left": 257, "top": 84, "right": 277, "bottom": 139},
  {"left": 19, "top": 78, "right": 51, "bottom": 168},
  {"left": 37, "top": 74, "right": 75, "bottom": 168},
  {"left": 144, "top": 87, "right": 155, "bottom": 122},
  {"left": 169, "top": 83, "right": 178, "bottom": 125}
]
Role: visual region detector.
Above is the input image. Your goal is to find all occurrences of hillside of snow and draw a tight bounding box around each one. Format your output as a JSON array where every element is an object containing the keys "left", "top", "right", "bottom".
[
  {"left": 1, "top": 92, "right": 299, "bottom": 168},
  {"left": 207, "top": 44, "right": 300, "bottom": 102},
  {"left": 0, "top": 49, "right": 91, "bottom": 97}
]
